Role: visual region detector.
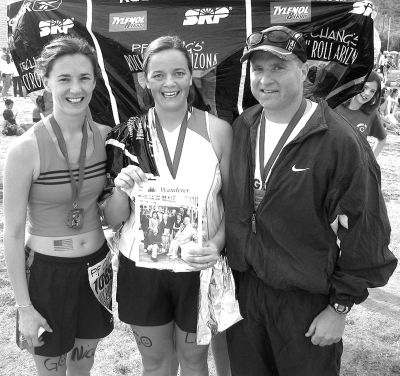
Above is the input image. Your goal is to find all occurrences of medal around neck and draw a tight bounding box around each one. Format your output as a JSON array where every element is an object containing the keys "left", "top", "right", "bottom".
[
  {"left": 49, "top": 115, "right": 88, "bottom": 229},
  {"left": 66, "top": 204, "right": 84, "bottom": 229}
]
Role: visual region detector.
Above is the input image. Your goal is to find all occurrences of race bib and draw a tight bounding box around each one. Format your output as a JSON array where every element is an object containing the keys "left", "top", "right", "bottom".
[{"left": 88, "top": 251, "right": 113, "bottom": 314}]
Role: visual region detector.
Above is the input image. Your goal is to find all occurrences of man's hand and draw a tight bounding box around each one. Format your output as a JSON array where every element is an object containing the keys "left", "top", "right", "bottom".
[{"left": 305, "top": 305, "right": 346, "bottom": 346}]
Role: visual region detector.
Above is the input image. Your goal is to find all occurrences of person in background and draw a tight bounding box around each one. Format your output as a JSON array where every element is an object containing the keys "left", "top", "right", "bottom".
[
  {"left": 335, "top": 71, "right": 387, "bottom": 157},
  {"left": 3, "top": 36, "right": 113, "bottom": 376},
  {"left": 1, "top": 53, "right": 13, "bottom": 98},
  {"left": 32, "top": 103, "right": 42, "bottom": 123},
  {"left": 225, "top": 25, "right": 397, "bottom": 376},
  {"left": 378, "top": 52, "right": 388, "bottom": 83},
  {"left": 2, "top": 98, "right": 25, "bottom": 136},
  {"left": 389, "top": 88, "right": 399, "bottom": 114},
  {"left": 102, "top": 35, "right": 232, "bottom": 376},
  {"left": 382, "top": 88, "right": 398, "bottom": 116},
  {"left": 11, "top": 58, "right": 24, "bottom": 98},
  {"left": 380, "top": 89, "right": 400, "bottom": 134},
  {"left": 379, "top": 87, "right": 388, "bottom": 112}
]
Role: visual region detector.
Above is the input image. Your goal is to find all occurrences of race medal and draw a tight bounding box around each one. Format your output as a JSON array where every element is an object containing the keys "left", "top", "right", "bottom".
[
  {"left": 49, "top": 115, "right": 88, "bottom": 230},
  {"left": 253, "top": 188, "right": 265, "bottom": 211},
  {"left": 66, "top": 206, "right": 84, "bottom": 229}
]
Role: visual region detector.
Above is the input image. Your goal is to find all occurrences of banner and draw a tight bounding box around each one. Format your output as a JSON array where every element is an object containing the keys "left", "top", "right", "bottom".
[{"left": 8, "top": 0, "right": 375, "bottom": 125}]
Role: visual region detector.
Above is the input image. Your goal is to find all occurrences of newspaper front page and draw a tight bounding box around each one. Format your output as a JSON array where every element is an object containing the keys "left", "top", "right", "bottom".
[{"left": 125, "top": 181, "right": 203, "bottom": 272}]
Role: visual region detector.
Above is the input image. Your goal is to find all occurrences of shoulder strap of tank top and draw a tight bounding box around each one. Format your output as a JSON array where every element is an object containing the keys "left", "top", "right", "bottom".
[
  {"left": 205, "top": 111, "right": 211, "bottom": 137},
  {"left": 89, "top": 119, "right": 105, "bottom": 152},
  {"left": 33, "top": 120, "right": 52, "bottom": 173}
]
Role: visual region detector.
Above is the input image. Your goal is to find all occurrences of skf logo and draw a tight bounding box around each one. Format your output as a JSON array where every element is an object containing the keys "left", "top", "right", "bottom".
[
  {"left": 31, "top": 0, "right": 63, "bottom": 11},
  {"left": 109, "top": 11, "right": 147, "bottom": 32},
  {"left": 270, "top": 2, "right": 311, "bottom": 24},
  {"left": 39, "top": 18, "right": 74, "bottom": 37},
  {"left": 183, "top": 7, "right": 230, "bottom": 26}
]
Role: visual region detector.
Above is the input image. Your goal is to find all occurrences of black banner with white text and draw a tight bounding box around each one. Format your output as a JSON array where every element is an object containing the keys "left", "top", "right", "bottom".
[{"left": 8, "top": 0, "right": 375, "bottom": 125}]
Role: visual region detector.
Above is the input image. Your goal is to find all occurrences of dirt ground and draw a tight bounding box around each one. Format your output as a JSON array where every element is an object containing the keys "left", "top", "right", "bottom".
[{"left": 0, "top": 97, "right": 399, "bottom": 375}]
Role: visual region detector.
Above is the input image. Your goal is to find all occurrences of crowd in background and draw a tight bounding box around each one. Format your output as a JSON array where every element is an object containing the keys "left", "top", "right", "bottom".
[
  {"left": 374, "top": 52, "right": 400, "bottom": 133},
  {"left": 0, "top": 47, "right": 52, "bottom": 136}
]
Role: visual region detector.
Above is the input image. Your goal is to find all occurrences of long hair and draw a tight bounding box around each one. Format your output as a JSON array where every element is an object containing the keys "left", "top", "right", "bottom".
[
  {"left": 142, "top": 35, "right": 195, "bottom": 108},
  {"left": 35, "top": 36, "right": 100, "bottom": 79},
  {"left": 342, "top": 71, "right": 382, "bottom": 114}
]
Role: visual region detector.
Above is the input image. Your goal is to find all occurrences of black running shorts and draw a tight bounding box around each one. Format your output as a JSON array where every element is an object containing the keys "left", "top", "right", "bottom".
[
  {"left": 26, "top": 242, "right": 114, "bottom": 357},
  {"left": 117, "top": 252, "right": 200, "bottom": 333}
]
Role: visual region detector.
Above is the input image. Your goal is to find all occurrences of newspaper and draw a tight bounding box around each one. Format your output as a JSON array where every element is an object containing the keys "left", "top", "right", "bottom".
[{"left": 126, "top": 180, "right": 203, "bottom": 272}]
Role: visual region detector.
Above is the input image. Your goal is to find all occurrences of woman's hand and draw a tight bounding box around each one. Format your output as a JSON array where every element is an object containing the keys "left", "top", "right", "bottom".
[
  {"left": 183, "top": 240, "right": 219, "bottom": 270},
  {"left": 18, "top": 305, "right": 53, "bottom": 348},
  {"left": 114, "top": 165, "right": 148, "bottom": 194}
]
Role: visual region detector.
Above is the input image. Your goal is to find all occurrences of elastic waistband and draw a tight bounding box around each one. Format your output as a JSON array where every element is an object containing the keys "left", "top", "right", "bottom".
[{"left": 25, "top": 241, "right": 109, "bottom": 265}]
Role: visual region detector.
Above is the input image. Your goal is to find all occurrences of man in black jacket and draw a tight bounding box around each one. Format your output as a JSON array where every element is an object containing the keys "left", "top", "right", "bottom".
[{"left": 225, "top": 25, "right": 397, "bottom": 376}]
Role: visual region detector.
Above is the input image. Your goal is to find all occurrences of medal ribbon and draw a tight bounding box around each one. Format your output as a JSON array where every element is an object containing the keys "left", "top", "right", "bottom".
[
  {"left": 259, "top": 98, "right": 307, "bottom": 185},
  {"left": 49, "top": 115, "right": 88, "bottom": 208},
  {"left": 154, "top": 110, "right": 189, "bottom": 179}
]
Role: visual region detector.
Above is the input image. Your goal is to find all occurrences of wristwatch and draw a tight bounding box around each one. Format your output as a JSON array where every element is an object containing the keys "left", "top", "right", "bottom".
[{"left": 330, "top": 302, "right": 351, "bottom": 314}]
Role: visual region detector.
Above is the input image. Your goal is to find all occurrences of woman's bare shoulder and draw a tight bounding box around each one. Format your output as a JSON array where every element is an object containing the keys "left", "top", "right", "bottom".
[
  {"left": 5, "top": 126, "right": 39, "bottom": 176},
  {"left": 6, "top": 127, "right": 38, "bottom": 158},
  {"left": 207, "top": 113, "right": 232, "bottom": 141},
  {"left": 93, "top": 121, "right": 112, "bottom": 142}
]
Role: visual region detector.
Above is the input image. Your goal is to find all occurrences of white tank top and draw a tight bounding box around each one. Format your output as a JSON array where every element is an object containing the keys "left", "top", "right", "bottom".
[{"left": 119, "top": 107, "right": 224, "bottom": 258}]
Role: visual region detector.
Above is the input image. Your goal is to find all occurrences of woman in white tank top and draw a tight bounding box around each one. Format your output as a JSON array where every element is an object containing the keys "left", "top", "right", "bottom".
[{"left": 103, "top": 36, "right": 232, "bottom": 376}]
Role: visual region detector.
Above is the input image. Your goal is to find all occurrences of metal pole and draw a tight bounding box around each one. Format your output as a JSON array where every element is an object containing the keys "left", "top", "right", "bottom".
[{"left": 387, "top": 17, "right": 391, "bottom": 51}]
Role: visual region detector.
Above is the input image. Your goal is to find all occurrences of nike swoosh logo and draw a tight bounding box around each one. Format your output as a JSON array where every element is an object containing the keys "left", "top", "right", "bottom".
[{"left": 292, "top": 165, "right": 310, "bottom": 172}]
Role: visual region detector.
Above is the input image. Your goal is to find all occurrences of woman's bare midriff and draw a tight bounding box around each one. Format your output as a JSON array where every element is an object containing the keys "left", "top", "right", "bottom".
[{"left": 26, "top": 227, "right": 106, "bottom": 257}]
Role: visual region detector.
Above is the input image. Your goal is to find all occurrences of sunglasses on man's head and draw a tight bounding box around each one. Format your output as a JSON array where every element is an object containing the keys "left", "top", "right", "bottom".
[{"left": 246, "top": 30, "right": 295, "bottom": 49}]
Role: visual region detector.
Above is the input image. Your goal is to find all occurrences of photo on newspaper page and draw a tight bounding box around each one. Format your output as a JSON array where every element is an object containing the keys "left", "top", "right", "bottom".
[{"left": 132, "top": 181, "right": 203, "bottom": 272}]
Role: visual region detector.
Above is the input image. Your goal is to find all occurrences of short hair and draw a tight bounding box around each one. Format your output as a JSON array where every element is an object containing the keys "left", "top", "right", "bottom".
[
  {"left": 4, "top": 99, "right": 13, "bottom": 106},
  {"left": 142, "top": 35, "right": 195, "bottom": 107},
  {"left": 35, "top": 36, "right": 100, "bottom": 79}
]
